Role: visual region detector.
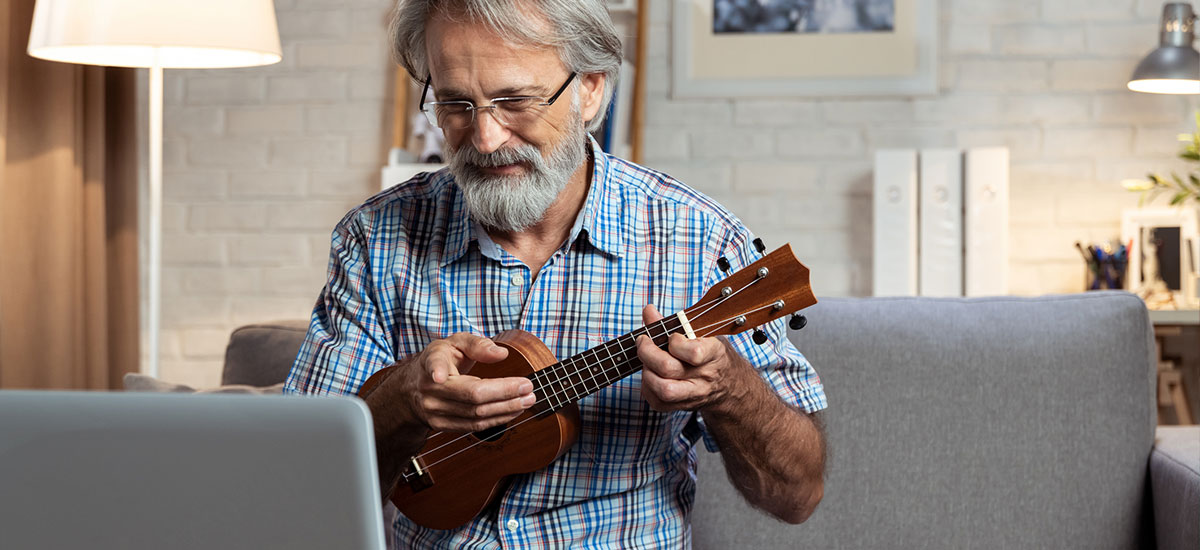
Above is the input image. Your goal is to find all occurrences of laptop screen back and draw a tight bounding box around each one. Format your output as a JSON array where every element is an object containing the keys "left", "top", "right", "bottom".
[{"left": 0, "top": 391, "right": 385, "bottom": 550}]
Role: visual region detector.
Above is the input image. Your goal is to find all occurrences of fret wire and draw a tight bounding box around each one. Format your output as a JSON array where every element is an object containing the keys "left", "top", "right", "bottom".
[
  {"left": 567, "top": 355, "right": 584, "bottom": 401},
  {"left": 598, "top": 338, "right": 618, "bottom": 390}
]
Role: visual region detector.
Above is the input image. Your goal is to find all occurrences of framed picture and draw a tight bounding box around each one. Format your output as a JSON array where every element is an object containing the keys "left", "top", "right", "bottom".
[
  {"left": 672, "top": 0, "right": 938, "bottom": 98},
  {"left": 1121, "top": 207, "right": 1200, "bottom": 308}
]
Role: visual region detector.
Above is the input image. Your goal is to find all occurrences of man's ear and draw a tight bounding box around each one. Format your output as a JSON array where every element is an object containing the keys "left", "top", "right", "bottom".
[{"left": 578, "top": 72, "right": 606, "bottom": 125}]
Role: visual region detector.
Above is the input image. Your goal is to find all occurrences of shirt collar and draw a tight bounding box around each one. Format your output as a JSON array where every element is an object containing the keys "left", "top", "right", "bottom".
[{"left": 438, "top": 135, "right": 626, "bottom": 267}]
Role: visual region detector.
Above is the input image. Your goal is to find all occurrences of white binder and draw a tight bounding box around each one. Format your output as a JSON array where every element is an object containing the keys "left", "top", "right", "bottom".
[
  {"left": 918, "top": 149, "right": 964, "bottom": 297},
  {"left": 873, "top": 149, "right": 919, "bottom": 296},
  {"left": 964, "top": 147, "right": 1010, "bottom": 296}
]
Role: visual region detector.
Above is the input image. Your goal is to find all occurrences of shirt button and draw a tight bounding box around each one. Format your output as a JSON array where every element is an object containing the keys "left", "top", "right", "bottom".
[
  {"left": 510, "top": 274, "right": 524, "bottom": 286},
  {"left": 506, "top": 519, "right": 519, "bottom": 531}
]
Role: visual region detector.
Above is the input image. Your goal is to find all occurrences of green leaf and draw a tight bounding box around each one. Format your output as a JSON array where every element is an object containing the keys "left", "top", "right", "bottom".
[{"left": 1170, "top": 191, "right": 1188, "bottom": 205}]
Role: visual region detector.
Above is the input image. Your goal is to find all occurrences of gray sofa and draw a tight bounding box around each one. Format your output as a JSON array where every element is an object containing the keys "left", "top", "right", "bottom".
[{"left": 227, "top": 292, "right": 1198, "bottom": 549}]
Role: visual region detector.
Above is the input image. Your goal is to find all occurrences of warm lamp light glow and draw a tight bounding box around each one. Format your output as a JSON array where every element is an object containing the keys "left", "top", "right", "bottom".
[
  {"left": 1128, "top": 78, "right": 1200, "bottom": 94},
  {"left": 29, "top": 45, "right": 280, "bottom": 69},
  {"left": 27, "top": 0, "right": 282, "bottom": 69}
]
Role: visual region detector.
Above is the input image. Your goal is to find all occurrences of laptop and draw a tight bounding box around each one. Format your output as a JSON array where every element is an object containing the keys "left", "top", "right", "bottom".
[{"left": 0, "top": 391, "right": 386, "bottom": 550}]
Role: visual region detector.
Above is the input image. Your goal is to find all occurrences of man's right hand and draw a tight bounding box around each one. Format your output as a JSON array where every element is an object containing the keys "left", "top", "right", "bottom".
[
  {"left": 363, "top": 333, "right": 536, "bottom": 496},
  {"left": 366, "top": 333, "right": 536, "bottom": 438}
]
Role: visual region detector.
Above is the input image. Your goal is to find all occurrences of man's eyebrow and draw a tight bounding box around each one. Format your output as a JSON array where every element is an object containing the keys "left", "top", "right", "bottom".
[{"left": 434, "top": 83, "right": 546, "bottom": 100}]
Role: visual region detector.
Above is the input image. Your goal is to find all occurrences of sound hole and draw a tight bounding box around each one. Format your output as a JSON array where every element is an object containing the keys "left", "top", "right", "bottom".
[{"left": 473, "top": 425, "right": 506, "bottom": 442}]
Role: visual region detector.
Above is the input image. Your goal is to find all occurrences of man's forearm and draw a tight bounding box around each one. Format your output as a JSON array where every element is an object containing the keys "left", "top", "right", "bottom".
[
  {"left": 360, "top": 362, "right": 430, "bottom": 498},
  {"left": 700, "top": 361, "right": 825, "bottom": 524}
]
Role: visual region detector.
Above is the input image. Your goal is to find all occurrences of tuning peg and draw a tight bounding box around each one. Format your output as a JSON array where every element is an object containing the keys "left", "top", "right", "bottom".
[
  {"left": 788, "top": 313, "right": 808, "bottom": 331},
  {"left": 752, "top": 329, "right": 768, "bottom": 345},
  {"left": 752, "top": 237, "right": 766, "bottom": 254},
  {"left": 717, "top": 257, "right": 731, "bottom": 273}
]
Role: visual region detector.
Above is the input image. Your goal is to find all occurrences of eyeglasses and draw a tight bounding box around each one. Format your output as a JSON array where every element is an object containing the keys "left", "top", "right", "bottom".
[{"left": 419, "top": 73, "right": 576, "bottom": 130}]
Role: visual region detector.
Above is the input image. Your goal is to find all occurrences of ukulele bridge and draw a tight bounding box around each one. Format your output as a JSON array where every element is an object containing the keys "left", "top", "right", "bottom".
[{"left": 404, "top": 456, "right": 435, "bottom": 492}]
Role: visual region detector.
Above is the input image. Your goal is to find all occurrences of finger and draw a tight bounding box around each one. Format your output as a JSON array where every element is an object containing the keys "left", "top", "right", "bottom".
[
  {"left": 666, "top": 333, "right": 723, "bottom": 368},
  {"left": 422, "top": 392, "right": 534, "bottom": 423},
  {"left": 424, "top": 334, "right": 509, "bottom": 383},
  {"left": 637, "top": 334, "right": 686, "bottom": 380},
  {"left": 642, "top": 303, "right": 665, "bottom": 326},
  {"left": 425, "top": 407, "right": 526, "bottom": 433},
  {"left": 640, "top": 366, "right": 701, "bottom": 411},
  {"left": 445, "top": 333, "right": 510, "bottom": 364},
  {"left": 423, "top": 343, "right": 459, "bottom": 384},
  {"left": 436, "top": 375, "right": 534, "bottom": 405}
]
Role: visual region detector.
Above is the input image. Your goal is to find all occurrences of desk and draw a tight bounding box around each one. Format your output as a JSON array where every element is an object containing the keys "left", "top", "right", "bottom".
[{"left": 1150, "top": 309, "right": 1199, "bottom": 425}]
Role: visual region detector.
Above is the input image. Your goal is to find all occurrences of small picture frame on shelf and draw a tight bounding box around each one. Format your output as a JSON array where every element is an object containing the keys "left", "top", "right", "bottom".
[{"left": 1121, "top": 207, "right": 1200, "bottom": 308}]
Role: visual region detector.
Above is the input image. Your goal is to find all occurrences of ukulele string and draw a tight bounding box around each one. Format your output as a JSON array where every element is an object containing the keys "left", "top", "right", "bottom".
[
  {"left": 402, "top": 302, "right": 780, "bottom": 480},
  {"left": 399, "top": 273, "right": 768, "bottom": 480},
  {"left": 685, "top": 271, "right": 765, "bottom": 325}
]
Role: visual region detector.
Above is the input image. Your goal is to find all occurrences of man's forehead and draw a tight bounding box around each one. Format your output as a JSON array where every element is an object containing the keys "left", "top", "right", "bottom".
[{"left": 425, "top": 13, "right": 565, "bottom": 95}]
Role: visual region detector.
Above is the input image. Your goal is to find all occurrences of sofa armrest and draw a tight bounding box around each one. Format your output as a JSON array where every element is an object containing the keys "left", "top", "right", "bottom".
[
  {"left": 1151, "top": 426, "right": 1200, "bottom": 550},
  {"left": 221, "top": 320, "right": 310, "bottom": 387}
]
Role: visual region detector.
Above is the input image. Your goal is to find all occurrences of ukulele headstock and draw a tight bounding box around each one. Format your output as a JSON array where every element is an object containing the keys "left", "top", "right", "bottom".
[{"left": 684, "top": 244, "right": 816, "bottom": 339}]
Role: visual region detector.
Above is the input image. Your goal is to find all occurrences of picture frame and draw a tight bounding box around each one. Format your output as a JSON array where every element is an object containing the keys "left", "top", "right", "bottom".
[
  {"left": 671, "top": 0, "right": 938, "bottom": 98},
  {"left": 606, "top": 0, "right": 636, "bottom": 12},
  {"left": 1121, "top": 207, "right": 1200, "bottom": 308}
]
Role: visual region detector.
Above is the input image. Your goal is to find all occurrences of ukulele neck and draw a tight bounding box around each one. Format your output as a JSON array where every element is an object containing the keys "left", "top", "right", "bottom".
[{"left": 527, "top": 315, "right": 686, "bottom": 415}]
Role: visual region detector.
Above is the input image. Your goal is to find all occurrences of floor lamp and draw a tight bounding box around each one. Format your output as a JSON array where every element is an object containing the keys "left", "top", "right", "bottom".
[{"left": 26, "top": 0, "right": 282, "bottom": 377}]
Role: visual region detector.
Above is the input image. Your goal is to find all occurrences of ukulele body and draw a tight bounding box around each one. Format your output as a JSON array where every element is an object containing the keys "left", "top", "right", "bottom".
[{"left": 361, "top": 329, "right": 580, "bottom": 530}]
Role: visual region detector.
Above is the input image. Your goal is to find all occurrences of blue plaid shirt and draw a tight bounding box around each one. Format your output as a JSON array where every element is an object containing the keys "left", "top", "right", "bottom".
[{"left": 285, "top": 138, "right": 826, "bottom": 548}]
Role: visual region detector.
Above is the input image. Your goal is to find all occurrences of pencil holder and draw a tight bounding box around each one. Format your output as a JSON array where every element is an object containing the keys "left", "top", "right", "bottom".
[{"left": 1083, "top": 257, "right": 1127, "bottom": 291}]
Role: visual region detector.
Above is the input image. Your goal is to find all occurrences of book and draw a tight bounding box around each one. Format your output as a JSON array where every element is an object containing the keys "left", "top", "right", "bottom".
[
  {"left": 872, "top": 149, "right": 919, "bottom": 296},
  {"left": 964, "top": 147, "right": 1009, "bottom": 297},
  {"left": 918, "top": 148, "right": 964, "bottom": 297}
]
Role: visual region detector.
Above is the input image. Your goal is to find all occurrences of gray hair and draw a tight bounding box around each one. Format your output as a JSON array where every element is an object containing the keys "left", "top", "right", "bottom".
[{"left": 389, "top": 0, "right": 623, "bottom": 132}]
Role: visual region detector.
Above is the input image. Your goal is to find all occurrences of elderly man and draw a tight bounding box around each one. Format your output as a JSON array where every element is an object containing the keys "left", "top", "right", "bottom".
[{"left": 285, "top": 0, "right": 827, "bottom": 546}]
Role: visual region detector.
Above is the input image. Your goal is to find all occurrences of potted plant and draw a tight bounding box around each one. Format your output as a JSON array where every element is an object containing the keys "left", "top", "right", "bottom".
[{"left": 1125, "top": 112, "right": 1200, "bottom": 206}]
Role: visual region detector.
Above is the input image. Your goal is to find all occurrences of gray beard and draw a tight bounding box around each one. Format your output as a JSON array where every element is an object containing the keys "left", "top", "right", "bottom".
[{"left": 446, "top": 110, "right": 588, "bottom": 233}]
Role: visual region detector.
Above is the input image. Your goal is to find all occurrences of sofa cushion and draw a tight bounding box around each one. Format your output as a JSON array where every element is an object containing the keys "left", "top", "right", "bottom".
[
  {"left": 221, "top": 320, "right": 309, "bottom": 387},
  {"left": 1151, "top": 426, "right": 1200, "bottom": 550},
  {"left": 693, "top": 292, "right": 1156, "bottom": 549}
]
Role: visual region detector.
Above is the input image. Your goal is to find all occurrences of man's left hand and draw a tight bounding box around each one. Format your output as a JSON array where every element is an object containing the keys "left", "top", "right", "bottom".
[{"left": 636, "top": 304, "right": 750, "bottom": 413}]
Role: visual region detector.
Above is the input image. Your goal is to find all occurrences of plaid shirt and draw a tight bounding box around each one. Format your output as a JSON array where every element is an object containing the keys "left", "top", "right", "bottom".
[{"left": 285, "top": 137, "right": 826, "bottom": 548}]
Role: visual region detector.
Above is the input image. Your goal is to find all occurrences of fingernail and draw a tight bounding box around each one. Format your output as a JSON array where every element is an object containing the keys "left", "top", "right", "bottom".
[
  {"left": 521, "top": 394, "right": 536, "bottom": 407},
  {"left": 519, "top": 380, "right": 533, "bottom": 393}
]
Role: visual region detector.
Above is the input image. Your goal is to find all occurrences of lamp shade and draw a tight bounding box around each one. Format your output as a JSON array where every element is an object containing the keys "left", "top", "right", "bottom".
[
  {"left": 1128, "top": 2, "right": 1200, "bottom": 94},
  {"left": 27, "top": 0, "right": 282, "bottom": 69}
]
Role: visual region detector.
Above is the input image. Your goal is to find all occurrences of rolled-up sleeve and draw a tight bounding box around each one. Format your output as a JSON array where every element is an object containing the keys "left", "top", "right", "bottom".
[{"left": 284, "top": 213, "right": 395, "bottom": 397}]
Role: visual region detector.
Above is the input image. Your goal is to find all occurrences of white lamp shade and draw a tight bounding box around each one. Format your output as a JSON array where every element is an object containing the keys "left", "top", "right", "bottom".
[{"left": 27, "top": 0, "right": 282, "bottom": 69}]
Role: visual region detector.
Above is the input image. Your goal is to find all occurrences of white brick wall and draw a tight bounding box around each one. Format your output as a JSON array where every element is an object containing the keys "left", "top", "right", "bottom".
[{"left": 150, "top": 0, "right": 1199, "bottom": 385}]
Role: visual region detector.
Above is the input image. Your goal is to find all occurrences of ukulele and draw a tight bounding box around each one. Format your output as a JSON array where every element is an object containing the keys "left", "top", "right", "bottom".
[{"left": 357, "top": 244, "right": 816, "bottom": 529}]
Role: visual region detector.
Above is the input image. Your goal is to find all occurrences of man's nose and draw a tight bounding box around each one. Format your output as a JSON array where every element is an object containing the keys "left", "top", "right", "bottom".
[{"left": 470, "top": 108, "right": 510, "bottom": 154}]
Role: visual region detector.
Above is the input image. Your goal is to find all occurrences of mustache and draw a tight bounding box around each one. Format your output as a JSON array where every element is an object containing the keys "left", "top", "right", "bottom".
[{"left": 450, "top": 143, "right": 543, "bottom": 170}]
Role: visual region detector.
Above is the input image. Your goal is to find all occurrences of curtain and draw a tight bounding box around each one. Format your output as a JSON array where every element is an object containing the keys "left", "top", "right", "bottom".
[{"left": 0, "top": 0, "right": 139, "bottom": 389}]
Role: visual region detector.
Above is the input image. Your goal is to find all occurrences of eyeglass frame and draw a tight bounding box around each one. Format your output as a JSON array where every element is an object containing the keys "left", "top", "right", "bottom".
[{"left": 418, "top": 72, "right": 577, "bottom": 129}]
